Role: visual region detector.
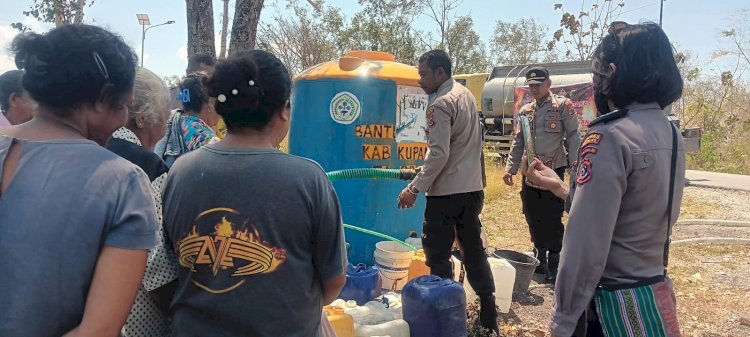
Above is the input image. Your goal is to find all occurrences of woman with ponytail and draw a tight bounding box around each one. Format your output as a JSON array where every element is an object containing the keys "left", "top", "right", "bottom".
[
  {"left": 162, "top": 50, "right": 347, "bottom": 337},
  {"left": 0, "top": 25, "right": 157, "bottom": 337}
]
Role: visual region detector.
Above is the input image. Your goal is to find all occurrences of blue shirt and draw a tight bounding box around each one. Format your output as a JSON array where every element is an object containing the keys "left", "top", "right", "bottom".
[{"left": 0, "top": 135, "right": 158, "bottom": 337}]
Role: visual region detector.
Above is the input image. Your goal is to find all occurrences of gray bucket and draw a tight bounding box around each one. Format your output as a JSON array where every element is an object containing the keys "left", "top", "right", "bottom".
[{"left": 492, "top": 249, "right": 539, "bottom": 298}]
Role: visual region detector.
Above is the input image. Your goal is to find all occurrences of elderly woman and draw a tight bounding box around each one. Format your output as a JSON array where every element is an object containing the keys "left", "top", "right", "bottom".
[
  {"left": 526, "top": 22, "right": 685, "bottom": 337},
  {"left": 1, "top": 24, "right": 156, "bottom": 337},
  {"left": 0, "top": 70, "right": 36, "bottom": 125},
  {"left": 105, "top": 67, "right": 178, "bottom": 337}
]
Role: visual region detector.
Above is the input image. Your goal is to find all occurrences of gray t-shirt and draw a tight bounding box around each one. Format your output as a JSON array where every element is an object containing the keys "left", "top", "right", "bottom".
[
  {"left": 163, "top": 144, "right": 347, "bottom": 337},
  {"left": 0, "top": 135, "right": 158, "bottom": 337}
]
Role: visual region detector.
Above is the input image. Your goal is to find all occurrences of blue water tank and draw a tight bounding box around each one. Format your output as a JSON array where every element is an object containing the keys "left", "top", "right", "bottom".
[
  {"left": 402, "top": 275, "right": 467, "bottom": 337},
  {"left": 290, "top": 51, "right": 429, "bottom": 264},
  {"left": 339, "top": 263, "right": 382, "bottom": 305}
]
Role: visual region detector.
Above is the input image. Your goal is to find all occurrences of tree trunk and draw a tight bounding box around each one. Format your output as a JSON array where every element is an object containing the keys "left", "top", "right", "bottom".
[
  {"left": 229, "top": 0, "right": 264, "bottom": 55},
  {"left": 53, "top": 0, "right": 64, "bottom": 27},
  {"left": 219, "top": 0, "right": 230, "bottom": 59},
  {"left": 73, "top": 0, "right": 86, "bottom": 24},
  {"left": 186, "top": 0, "right": 216, "bottom": 59}
]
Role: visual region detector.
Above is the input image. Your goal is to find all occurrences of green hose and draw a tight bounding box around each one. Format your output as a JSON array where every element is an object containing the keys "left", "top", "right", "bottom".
[
  {"left": 344, "top": 224, "right": 417, "bottom": 252},
  {"left": 327, "top": 168, "right": 419, "bottom": 253},
  {"left": 326, "top": 168, "right": 417, "bottom": 182}
]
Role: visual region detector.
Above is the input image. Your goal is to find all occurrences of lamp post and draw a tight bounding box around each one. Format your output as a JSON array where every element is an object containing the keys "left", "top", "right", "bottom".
[
  {"left": 659, "top": 0, "right": 665, "bottom": 27},
  {"left": 137, "top": 14, "right": 175, "bottom": 67}
]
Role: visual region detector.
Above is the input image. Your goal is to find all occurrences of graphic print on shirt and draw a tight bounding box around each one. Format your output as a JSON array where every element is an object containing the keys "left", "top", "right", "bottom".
[{"left": 178, "top": 208, "right": 287, "bottom": 294}]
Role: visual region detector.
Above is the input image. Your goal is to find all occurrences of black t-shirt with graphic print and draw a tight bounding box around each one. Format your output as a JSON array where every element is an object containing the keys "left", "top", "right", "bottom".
[{"left": 162, "top": 144, "right": 347, "bottom": 337}]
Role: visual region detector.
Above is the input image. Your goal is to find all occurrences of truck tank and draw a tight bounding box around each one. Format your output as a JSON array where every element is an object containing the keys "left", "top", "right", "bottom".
[{"left": 482, "top": 60, "right": 592, "bottom": 120}]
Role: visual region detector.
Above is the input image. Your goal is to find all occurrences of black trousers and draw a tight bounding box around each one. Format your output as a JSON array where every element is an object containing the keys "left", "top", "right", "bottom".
[
  {"left": 573, "top": 300, "right": 605, "bottom": 337},
  {"left": 521, "top": 167, "right": 566, "bottom": 253},
  {"left": 422, "top": 191, "right": 495, "bottom": 296}
]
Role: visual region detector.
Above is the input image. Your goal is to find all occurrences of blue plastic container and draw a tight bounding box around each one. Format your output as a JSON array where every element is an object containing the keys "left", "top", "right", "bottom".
[
  {"left": 290, "top": 51, "right": 428, "bottom": 264},
  {"left": 339, "top": 263, "right": 382, "bottom": 305},
  {"left": 402, "top": 275, "right": 467, "bottom": 337}
]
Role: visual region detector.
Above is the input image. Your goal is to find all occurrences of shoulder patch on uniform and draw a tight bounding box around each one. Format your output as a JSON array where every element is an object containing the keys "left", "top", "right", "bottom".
[
  {"left": 426, "top": 106, "right": 436, "bottom": 128},
  {"left": 581, "top": 132, "right": 603, "bottom": 148},
  {"left": 579, "top": 146, "right": 598, "bottom": 158},
  {"left": 576, "top": 157, "right": 593, "bottom": 185},
  {"left": 563, "top": 98, "right": 576, "bottom": 116},
  {"left": 588, "top": 108, "right": 628, "bottom": 127}
]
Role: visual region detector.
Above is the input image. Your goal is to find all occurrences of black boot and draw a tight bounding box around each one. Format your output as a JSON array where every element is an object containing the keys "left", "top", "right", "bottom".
[
  {"left": 534, "top": 247, "right": 548, "bottom": 275},
  {"left": 546, "top": 252, "right": 560, "bottom": 284},
  {"left": 479, "top": 295, "right": 499, "bottom": 334}
]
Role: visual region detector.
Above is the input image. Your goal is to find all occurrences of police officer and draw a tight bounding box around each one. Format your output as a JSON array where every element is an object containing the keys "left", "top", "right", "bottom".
[
  {"left": 525, "top": 22, "right": 685, "bottom": 337},
  {"left": 397, "top": 49, "right": 498, "bottom": 333},
  {"left": 503, "top": 67, "right": 580, "bottom": 284}
]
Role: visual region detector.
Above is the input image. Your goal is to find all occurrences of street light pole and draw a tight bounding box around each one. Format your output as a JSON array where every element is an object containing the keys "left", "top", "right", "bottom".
[
  {"left": 141, "top": 23, "right": 146, "bottom": 67},
  {"left": 659, "top": 0, "right": 665, "bottom": 27},
  {"left": 136, "top": 14, "right": 175, "bottom": 68}
]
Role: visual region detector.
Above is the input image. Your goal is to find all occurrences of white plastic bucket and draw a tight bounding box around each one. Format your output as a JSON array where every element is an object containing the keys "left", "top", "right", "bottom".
[
  {"left": 374, "top": 241, "right": 415, "bottom": 292},
  {"left": 488, "top": 257, "right": 515, "bottom": 313},
  {"left": 451, "top": 255, "right": 479, "bottom": 304}
]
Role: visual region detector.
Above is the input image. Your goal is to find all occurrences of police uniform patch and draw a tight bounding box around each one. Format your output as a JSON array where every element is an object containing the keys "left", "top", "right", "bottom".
[
  {"left": 576, "top": 157, "right": 593, "bottom": 185},
  {"left": 582, "top": 132, "right": 603, "bottom": 147},
  {"left": 579, "top": 146, "right": 598, "bottom": 158},
  {"left": 426, "top": 107, "right": 435, "bottom": 127},
  {"left": 564, "top": 99, "right": 575, "bottom": 110}
]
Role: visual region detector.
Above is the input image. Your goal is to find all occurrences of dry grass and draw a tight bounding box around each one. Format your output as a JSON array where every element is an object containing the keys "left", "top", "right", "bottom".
[
  {"left": 481, "top": 160, "right": 534, "bottom": 252},
  {"left": 668, "top": 245, "right": 750, "bottom": 336}
]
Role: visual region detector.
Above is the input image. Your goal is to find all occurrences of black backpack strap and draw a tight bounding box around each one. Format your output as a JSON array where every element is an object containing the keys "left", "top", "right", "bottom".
[{"left": 663, "top": 123, "right": 679, "bottom": 268}]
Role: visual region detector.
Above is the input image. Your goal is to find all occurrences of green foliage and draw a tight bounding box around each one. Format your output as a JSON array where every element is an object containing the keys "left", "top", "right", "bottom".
[
  {"left": 339, "top": 0, "right": 422, "bottom": 64},
  {"left": 549, "top": 0, "right": 625, "bottom": 61},
  {"left": 445, "top": 15, "right": 490, "bottom": 74},
  {"left": 15, "top": 0, "right": 92, "bottom": 28},
  {"left": 491, "top": 18, "right": 556, "bottom": 66},
  {"left": 258, "top": 1, "right": 347, "bottom": 75}
]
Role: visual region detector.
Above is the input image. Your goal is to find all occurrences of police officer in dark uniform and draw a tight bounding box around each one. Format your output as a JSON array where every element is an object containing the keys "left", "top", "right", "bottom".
[{"left": 503, "top": 67, "right": 580, "bottom": 284}]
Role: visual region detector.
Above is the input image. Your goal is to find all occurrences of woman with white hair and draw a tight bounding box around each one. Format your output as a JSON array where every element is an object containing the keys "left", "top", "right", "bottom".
[{"left": 107, "top": 67, "right": 179, "bottom": 337}]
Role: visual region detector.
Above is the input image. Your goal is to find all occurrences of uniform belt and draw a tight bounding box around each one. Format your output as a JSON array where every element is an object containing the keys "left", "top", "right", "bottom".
[{"left": 597, "top": 274, "right": 665, "bottom": 291}]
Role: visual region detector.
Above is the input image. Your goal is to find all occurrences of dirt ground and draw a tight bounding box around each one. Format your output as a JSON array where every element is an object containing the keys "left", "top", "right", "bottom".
[{"left": 479, "top": 161, "right": 750, "bottom": 337}]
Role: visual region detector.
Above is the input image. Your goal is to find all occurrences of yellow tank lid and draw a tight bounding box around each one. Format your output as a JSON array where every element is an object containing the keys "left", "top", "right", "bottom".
[{"left": 294, "top": 51, "right": 420, "bottom": 87}]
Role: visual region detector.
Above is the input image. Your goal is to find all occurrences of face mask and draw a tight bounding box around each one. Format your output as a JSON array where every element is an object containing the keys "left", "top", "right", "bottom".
[{"left": 594, "top": 91, "right": 611, "bottom": 115}]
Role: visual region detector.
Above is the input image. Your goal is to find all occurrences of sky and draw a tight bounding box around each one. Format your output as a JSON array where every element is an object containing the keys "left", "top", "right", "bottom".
[{"left": 0, "top": 0, "right": 747, "bottom": 78}]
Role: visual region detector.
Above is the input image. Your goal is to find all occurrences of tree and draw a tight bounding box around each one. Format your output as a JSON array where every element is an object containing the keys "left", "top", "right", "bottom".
[
  {"left": 228, "top": 0, "right": 264, "bottom": 55},
  {"left": 14, "top": 0, "right": 91, "bottom": 31},
  {"left": 419, "top": 0, "right": 462, "bottom": 49},
  {"left": 257, "top": 1, "right": 347, "bottom": 75},
  {"left": 163, "top": 75, "right": 183, "bottom": 88},
  {"left": 717, "top": 8, "right": 750, "bottom": 72},
  {"left": 444, "top": 16, "right": 489, "bottom": 74},
  {"left": 340, "top": 0, "right": 422, "bottom": 64},
  {"left": 490, "top": 18, "right": 556, "bottom": 66},
  {"left": 186, "top": 0, "right": 216, "bottom": 58},
  {"left": 549, "top": 0, "right": 625, "bottom": 61},
  {"left": 219, "top": 0, "right": 230, "bottom": 59},
  {"left": 185, "top": 0, "right": 321, "bottom": 60}
]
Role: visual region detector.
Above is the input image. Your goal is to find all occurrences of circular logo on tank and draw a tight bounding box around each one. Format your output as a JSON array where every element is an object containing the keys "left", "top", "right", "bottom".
[{"left": 330, "top": 91, "right": 361, "bottom": 125}]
